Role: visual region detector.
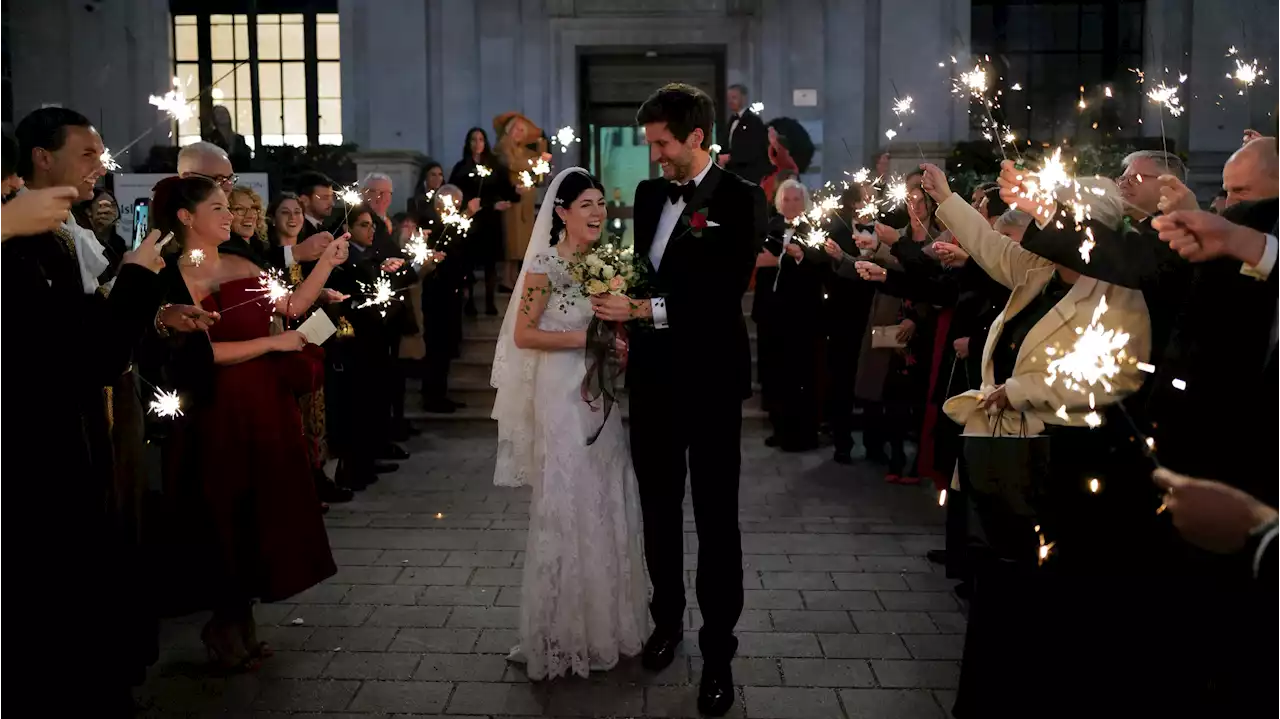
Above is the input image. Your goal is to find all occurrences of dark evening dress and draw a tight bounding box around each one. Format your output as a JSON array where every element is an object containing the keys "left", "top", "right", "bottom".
[{"left": 181, "top": 276, "right": 335, "bottom": 605}]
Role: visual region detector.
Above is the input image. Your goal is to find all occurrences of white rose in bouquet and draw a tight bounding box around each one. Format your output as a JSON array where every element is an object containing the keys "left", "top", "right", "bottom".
[
  {"left": 585, "top": 278, "right": 610, "bottom": 295},
  {"left": 601, "top": 265, "right": 616, "bottom": 280}
]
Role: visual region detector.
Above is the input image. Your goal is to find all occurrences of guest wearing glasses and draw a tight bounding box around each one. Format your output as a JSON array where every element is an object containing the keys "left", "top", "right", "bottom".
[
  {"left": 177, "top": 141, "right": 238, "bottom": 195},
  {"left": 225, "top": 185, "right": 269, "bottom": 263}
]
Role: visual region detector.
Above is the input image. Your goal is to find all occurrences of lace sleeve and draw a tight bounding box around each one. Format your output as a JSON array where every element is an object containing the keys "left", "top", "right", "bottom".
[{"left": 527, "top": 252, "right": 556, "bottom": 276}]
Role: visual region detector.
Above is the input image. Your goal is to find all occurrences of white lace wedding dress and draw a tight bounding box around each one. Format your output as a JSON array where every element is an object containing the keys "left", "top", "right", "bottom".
[{"left": 505, "top": 250, "right": 648, "bottom": 680}]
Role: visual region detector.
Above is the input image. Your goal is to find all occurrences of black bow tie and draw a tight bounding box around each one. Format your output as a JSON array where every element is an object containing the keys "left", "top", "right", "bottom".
[
  {"left": 730, "top": 113, "right": 741, "bottom": 122},
  {"left": 667, "top": 181, "right": 696, "bottom": 205}
]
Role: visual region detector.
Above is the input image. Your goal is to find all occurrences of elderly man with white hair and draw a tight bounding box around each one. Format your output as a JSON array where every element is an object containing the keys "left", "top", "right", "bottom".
[{"left": 178, "top": 141, "right": 335, "bottom": 268}]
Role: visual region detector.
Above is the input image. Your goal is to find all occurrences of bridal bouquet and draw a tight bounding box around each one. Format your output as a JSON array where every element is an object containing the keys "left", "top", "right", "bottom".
[
  {"left": 567, "top": 242, "right": 647, "bottom": 445},
  {"left": 567, "top": 243, "right": 638, "bottom": 298}
]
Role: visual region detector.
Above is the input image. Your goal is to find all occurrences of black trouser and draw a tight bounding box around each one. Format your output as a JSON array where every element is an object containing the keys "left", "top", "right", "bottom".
[
  {"left": 327, "top": 335, "right": 391, "bottom": 469},
  {"left": 824, "top": 330, "right": 859, "bottom": 453},
  {"left": 772, "top": 331, "right": 820, "bottom": 446},
  {"left": 388, "top": 335, "right": 406, "bottom": 425},
  {"left": 629, "top": 385, "right": 744, "bottom": 667},
  {"left": 421, "top": 280, "right": 462, "bottom": 403}
]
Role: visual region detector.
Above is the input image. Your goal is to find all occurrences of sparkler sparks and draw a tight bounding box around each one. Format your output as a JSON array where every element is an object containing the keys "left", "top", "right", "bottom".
[
  {"left": 801, "top": 226, "right": 829, "bottom": 248},
  {"left": 258, "top": 268, "right": 292, "bottom": 305},
  {"left": 885, "top": 129, "right": 898, "bottom": 140},
  {"left": 847, "top": 168, "right": 872, "bottom": 184},
  {"left": 1147, "top": 82, "right": 1185, "bottom": 117},
  {"left": 149, "top": 76, "right": 194, "bottom": 122},
  {"left": 530, "top": 157, "right": 551, "bottom": 177},
  {"left": 938, "top": 490, "right": 947, "bottom": 507},
  {"left": 519, "top": 170, "right": 535, "bottom": 188},
  {"left": 555, "top": 126, "right": 580, "bottom": 153},
  {"left": 1035, "top": 525, "right": 1055, "bottom": 566},
  {"left": 1228, "top": 58, "right": 1261, "bottom": 88},
  {"left": 1088, "top": 478, "right": 1101, "bottom": 494},
  {"left": 339, "top": 184, "right": 362, "bottom": 206},
  {"left": 404, "top": 228, "right": 434, "bottom": 267},
  {"left": 356, "top": 275, "right": 396, "bottom": 314},
  {"left": 709, "top": 143, "right": 722, "bottom": 155},
  {"left": 749, "top": 101, "right": 764, "bottom": 114},
  {"left": 99, "top": 149, "right": 121, "bottom": 172},
  {"left": 1044, "top": 295, "right": 1131, "bottom": 395},
  {"left": 1079, "top": 227, "right": 1096, "bottom": 264},
  {"left": 470, "top": 165, "right": 492, "bottom": 179},
  {"left": 892, "top": 96, "right": 914, "bottom": 116},
  {"left": 186, "top": 248, "right": 206, "bottom": 266},
  {"left": 148, "top": 389, "right": 184, "bottom": 419},
  {"left": 882, "top": 177, "right": 910, "bottom": 211}
]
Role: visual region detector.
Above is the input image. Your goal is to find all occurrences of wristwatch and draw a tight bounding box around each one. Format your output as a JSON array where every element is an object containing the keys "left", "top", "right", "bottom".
[{"left": 154, "top": 303, "right": 173, "bottom": 337}]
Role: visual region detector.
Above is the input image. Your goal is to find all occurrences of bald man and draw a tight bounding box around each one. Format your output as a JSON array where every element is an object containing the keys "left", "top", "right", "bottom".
[
  {"left": 1223, "top": 136, "right": 1279, "bottom": 208},
  {"left": 176, "top": 142, "right": 334, "bottom": 268}
]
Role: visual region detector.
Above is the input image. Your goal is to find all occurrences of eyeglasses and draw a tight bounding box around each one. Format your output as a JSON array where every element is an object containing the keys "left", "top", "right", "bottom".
[
  {"left": 364, "top": 190, "right": 392, "bottom": 200},
  {"left": 231, "top": 206, "right": 260, "bottom": 217},
  {"left": 1116, "top": 172, "right": 1160, "bottom": 186},
  {"left": 187, "top": 171, "right": 239, "bottom": 187}
]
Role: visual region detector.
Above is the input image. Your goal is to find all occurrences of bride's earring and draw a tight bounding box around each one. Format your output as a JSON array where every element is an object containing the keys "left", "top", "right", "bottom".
[{"left": 558, "top": 229, "right": 566, "bottom": 244}]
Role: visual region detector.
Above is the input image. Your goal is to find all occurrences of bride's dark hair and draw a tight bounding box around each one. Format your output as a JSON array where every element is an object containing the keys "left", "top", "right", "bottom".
[{"left": 549, "top": 170, "right": 604, "bottom": 245}]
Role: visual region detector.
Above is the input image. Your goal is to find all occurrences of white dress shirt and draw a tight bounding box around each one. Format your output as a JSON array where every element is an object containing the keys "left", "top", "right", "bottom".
[
  {"left": 1240, "top": 233, "right": 1278, "bottom": 281},
  {"left": 649, "top": 158, "right": 714, "bottom": 329},
  {"left": 729, "top": 113, "right": 742, "bottom": 141}
]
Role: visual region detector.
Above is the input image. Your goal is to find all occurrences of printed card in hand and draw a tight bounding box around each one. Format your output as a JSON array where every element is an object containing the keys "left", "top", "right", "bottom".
[{"left": 297, "top": 310, "right": 338, "bottom": 345}]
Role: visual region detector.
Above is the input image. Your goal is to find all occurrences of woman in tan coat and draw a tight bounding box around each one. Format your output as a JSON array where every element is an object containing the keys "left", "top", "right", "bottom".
[
  {"left": 493, "top": 111, "right": 551, "bottom": 289},
  {"left": 918, "top": 164, "right": 1154, "bottom": 719}
]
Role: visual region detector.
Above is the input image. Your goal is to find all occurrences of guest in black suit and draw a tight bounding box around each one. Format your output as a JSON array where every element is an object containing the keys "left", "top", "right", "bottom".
[
  {"left": 294, "top": 171, "right": 342, "bottom": 240},
  {"left": 760, "top": 179, "right": 826, "bottom": 451},
  {"left": 590, "top": 83, "right": 767, "bottom": 717},
  {"left": 4, "top": 107, "right": 213, "bottom": 716},
  {"left": 324, "top": 203, "right": 413, "bottom": 490},
  {"left": 719, "top": 84, "right": 771, "bottom": 184},
  {"left": 819, "top": 183, "right": 878, "bottom": 463},
  {"left": 418, "top": 184, "right": 470, "bottom": 413}
]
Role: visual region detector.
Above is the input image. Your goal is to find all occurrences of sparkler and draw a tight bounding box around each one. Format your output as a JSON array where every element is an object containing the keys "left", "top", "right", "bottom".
[
  {"left": 530, "top": 157, "right": 551, "bottom": 177},
  {"left": 404, "top": 228, "right": 434, "bottom": 267},
  {"left": 356, "top": 275, "right": 402, "bottom": 317},
  {"left": 882, "top": 177, "right": 910, "bottom": 212},
  {"left": 149, "top": 76, "right": 195, "bottom": 122},
  {"left": 185, "top": 248, "right": 206, "bottom": 267},
  {"left": 1078, "top": 227, "right": 1096, "bottom": 264},
  {"left": 951, "top": 62, "right": 1017, "bottom": 162},
  {"left": 554, "top": 126, "right": 580, "bottom": 153},
  {"left": 800, "top": 226, "right": 829, "bottom": 248},
  {"left": 749, "top": 101, "right": 764, "bottom": 114},
  {"left": 892, "top": 96, "right": 914, "bottom": 117},
  {"left": 339, "top": 184, "right": 362, "bottom": 206},
  {"left": 938, "top": 490, "right": 947, "bottom": 507},
  {"left": 1035, "top": 524, "right": 1055, "bottom": 566},
  {"left": 847, "top": 168, "right": 872, "bottom": 185},
  {"left": 148, "top": 388, "right": 184, "bottom": 419},
  {"left": 99, "top": 148, "right": 121, "bottom": 172},
  {"left": 885, "top": 129, "right": 898, "bottom": 140},
  {"left": 709, "top": 143, "right": 722, "bottom": 155},
  {"left": 470, "top": 165, "right": 492, "bottom": 179},
  {"left": 215, "top": 268, "right": 293, "bottom": 315},
  {"left": 1088, "top": 478, "right": 1102, "bottom": 494},
  {"left": 519, "top": 170, "right": 535, "bottom": 188}
]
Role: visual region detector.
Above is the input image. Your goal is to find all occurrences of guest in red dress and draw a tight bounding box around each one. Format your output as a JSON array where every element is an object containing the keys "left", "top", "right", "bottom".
[
  {"left": 760, "top": 125, "right": 799, "bottom": 204},
  {"left": 147, "top": 176, "right": 349, "bottom": 671}
]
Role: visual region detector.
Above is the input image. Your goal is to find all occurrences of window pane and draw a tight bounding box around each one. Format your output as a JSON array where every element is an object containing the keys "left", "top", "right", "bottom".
[
  {"left": 175, "top": 23, "right": 199, "bottom": 62},
  {"left": 282, "top": 62, "right": 306, "bottom": 99},
  {"left": 284, "top": 98, "right": 306, "bottom": 135},
  {"left": 174, "top": 63, "right": 198, "bottom": 91},
  {"left": 212, "top": 63, "right": 238, "bottom": 101},
  {"left": 257, "top": 21, "right": 280, "bottom": 60},
  {"left": 179, "top": 111, "right": 200, "bottom": 141},
  {"left": 317, "top": 62, "right": 341, "bottom": 98},
  {"left": 281, "top": 22, "right": 304, "bottom": 60},
  {"left": 259, "top": 62, "right": 282, "bottom": 99},
  {"left": 261, "top": 99, "right": 283, "bottom": 135},
  {"left": 210, "top": 14, "right": 233, "bottom": 24},
  {"left": 211, "top": 22, "right": 234, "bottom": 60},
  {"left": 281, "top": 14, "right": 304, "bottom": 23},
  {"left": 175, "top": 15, "right": 197, "bottom": 25},
  {"left": 234, "top": 21, "right": 249, "bottom": 59},
  {"left": 234, "top": 100, "right": 254, "bottom": 135},
  {"left": 318, "top": 98, "right": 342, "bottom": 135},
  {"left": 317, "top": 22, "right": 340, "bottom": 59},
  {"left": 236, "top": 63, "right": 251, "bottom": 99}
]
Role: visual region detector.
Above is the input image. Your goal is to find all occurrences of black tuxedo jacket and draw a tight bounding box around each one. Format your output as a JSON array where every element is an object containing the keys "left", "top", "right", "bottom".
[
  {"left": 628, "top": 164, "right": 767, "bottom": 400},
  {"left": 725, "top": 110, "right": 771, "bottom": 185}
]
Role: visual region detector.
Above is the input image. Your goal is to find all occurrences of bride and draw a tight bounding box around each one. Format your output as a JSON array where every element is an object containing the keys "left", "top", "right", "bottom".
[{"left": 490, "top": 167, "right": 648, "bottom": 680}]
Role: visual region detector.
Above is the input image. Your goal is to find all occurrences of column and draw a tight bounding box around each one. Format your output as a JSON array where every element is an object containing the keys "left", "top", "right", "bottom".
[
  {"left": 822, "top": 0, "right": 871, "bottom": 180},
  {"left": 339, "top": 0, "right": 431, "bottom": 152},
  {"left": 9, "top": 0, "right": 171, "bottom": 163},
  {"left": 877, "top": 0, "right": 972, "bottom": 172}
]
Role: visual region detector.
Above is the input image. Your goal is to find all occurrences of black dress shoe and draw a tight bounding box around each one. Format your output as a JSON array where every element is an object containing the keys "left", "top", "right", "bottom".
[
  {"left": 697, "top": 666, "right": 735, "bottom": 716},
  {"left": 335, "top": 464, "right": 372, "bottom": 491},
  {"left": 640, "top": 629, "right": 682, "bottom": 672},
  {"left": 316, "top": 481, "right": 354, "bottom": 504},
  {"left": 422, "top": 399, "right": 457, "bottom": 414},
  {"left": 372, "top": 461, "right": 398, "bottom": 474},
  {"left": 926, "top": 549, "right": 947, "bottom": 565},
  {"left": 379, "top": 443, "right": 410, "bottom": 461}
]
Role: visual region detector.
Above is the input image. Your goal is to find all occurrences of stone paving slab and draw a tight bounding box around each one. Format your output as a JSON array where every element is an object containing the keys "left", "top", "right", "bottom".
[{"left": 139, "top": 429, "right": 958, "bottom": 717}]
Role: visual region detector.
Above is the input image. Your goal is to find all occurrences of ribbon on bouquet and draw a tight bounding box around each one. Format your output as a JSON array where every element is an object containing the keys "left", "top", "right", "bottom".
[{"left": 580, "top": 317, "right": 628, "bottom": 446}]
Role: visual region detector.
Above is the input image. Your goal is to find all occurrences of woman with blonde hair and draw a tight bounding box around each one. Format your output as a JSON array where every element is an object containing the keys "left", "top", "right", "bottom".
[
  {"left": 225, "top": 185, "right": 269, "bottom": 261},
  {"left": 493, "top": 112, "right": 552, "bottom": 289}
]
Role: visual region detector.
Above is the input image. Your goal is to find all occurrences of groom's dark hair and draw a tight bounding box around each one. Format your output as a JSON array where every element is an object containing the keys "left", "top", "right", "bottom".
[{"left": 636, "top": 83, "right": 715, "bottom": 151}]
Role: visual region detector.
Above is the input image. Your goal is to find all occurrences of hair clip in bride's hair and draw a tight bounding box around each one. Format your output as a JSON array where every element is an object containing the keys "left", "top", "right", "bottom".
[{"left": 553, "top": 196, "right": 565, "bottom": 205}]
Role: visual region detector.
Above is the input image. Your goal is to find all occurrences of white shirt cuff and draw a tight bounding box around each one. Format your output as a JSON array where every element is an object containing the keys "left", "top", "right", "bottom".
[
  {"left": 283, "top": 245, "right": 296, "bottom": 267},
  {"left": 1240, "top": 233, "right": 1277, "bottom": 281},
  {"left": 651, "top": 297, "right": 669, "bottom": 329},
  {"left": 1252, "top": 522, "right": 1278, "bottom": 578},
  {"left": 1033, "top": 205, "right": 1057, "bottom": 230}
]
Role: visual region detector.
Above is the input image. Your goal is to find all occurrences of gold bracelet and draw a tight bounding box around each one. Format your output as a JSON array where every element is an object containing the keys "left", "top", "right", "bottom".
[{"left": 155, "top": 303, "right": 173, "bottom": 337}]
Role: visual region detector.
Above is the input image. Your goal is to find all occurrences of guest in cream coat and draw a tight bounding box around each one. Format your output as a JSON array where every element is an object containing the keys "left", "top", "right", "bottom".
[{"left": 916, "top": 163, "right": 1155, "bottom": 719}]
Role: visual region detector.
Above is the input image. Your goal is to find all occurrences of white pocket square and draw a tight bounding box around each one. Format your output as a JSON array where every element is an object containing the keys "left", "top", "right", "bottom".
[{"left": 705, "top": 220, "right": 721, "bottom": 228}]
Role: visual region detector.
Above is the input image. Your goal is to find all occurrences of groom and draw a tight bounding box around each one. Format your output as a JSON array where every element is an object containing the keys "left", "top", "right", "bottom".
[{"left": 591, "top": 83, "right": 767, "bottom": 716}]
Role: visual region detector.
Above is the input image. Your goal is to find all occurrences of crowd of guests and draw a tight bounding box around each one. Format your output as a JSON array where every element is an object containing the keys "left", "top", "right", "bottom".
[
  {"left": 745, "top": 122, "right": 1277, "bottom": 715},
  {"left": 0, "top": 105, "right": 553, "bottom": 714}
]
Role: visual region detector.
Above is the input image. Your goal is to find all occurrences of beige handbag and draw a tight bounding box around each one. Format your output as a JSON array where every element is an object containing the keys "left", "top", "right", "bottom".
[{"left": 871, "top": 324, "right": 906, "bottom": 349}]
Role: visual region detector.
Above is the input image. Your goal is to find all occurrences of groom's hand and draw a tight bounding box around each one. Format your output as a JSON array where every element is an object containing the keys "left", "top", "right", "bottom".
[{"left": 590, "top": 293, "right": 651, "bottom": 322}]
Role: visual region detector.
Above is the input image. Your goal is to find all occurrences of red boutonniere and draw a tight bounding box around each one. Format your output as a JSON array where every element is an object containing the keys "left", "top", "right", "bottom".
[{"left": 684, "top": 211, "right": 709, "bottom": 238}]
